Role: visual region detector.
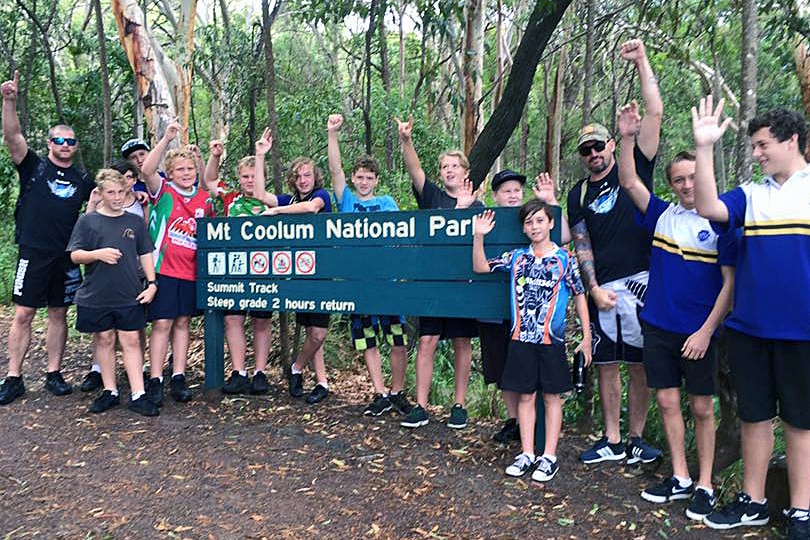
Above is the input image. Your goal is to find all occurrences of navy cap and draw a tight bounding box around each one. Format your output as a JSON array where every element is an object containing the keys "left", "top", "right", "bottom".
[
  {"left": 121, "top": 138, "right": 150, "bottom": 159},
  {"left": 491, "top": 169, "right": 527, "bottom": 191}
]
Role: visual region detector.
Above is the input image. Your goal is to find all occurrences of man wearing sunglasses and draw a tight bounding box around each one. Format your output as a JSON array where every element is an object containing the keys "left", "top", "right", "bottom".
[
  {"left": 0, "top": 70, "right": 95, "bottom": 406},
  {"left": 566, "top": 39, "right": 663, "bottom": 466}
]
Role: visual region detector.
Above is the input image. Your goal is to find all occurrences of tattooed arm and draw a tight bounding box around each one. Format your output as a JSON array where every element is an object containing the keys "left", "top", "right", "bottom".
[{"left": 571, "top": 220, "right": 617, "bottom": 311}]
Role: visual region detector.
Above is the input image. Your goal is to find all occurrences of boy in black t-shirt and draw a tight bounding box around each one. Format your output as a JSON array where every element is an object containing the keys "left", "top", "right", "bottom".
[
  {"left": 395, "top": 115, "right": 482, "bottom": 430},
  {"left": 68, "top": 170, "right": 159, "bottom": 416}
]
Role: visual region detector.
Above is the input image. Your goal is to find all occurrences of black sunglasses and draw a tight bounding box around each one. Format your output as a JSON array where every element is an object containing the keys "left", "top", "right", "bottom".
[
  {"left": 578, "top": 140, "right": 606, "bottom": 156},
  {"left": 51, "top": 137, "right": 77, "bottom": 146}
]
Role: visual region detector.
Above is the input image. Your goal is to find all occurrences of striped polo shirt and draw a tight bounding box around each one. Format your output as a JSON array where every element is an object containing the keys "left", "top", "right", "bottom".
[
  {"left": 712, "top": 165, "right": 810, "bottom": 340},
  {"left": 638, "top": 195, "right": 738, "bottom": 335}
]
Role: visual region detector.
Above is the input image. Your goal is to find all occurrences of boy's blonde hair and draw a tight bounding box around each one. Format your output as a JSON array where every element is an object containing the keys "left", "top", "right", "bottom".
[
  {"left": 237, "top": 155, "right": 256, "bottom": 175},
  {"left": 285, "top": 156, "right": 324, "bottom": 193},
  {"left": 164, "top": 148, "right": 198, "bottom": 175},
  {"left": 438, "top": 149, "right": 469, "bottom": 171},
  {"left": 95, "top": 168, "right": 126, "bottom": 189}
]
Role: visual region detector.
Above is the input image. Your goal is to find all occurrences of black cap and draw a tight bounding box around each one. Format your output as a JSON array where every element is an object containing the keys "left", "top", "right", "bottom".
[
  {"left": 491, "top": 169, "right": 527, "bottom": 191},
  {"left": 121, "top": 138, "right": 150, "bottom": 159}
]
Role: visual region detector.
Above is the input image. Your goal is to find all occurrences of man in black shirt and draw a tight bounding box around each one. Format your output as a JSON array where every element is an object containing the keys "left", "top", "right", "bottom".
[
  {"left": 0, "top": 70, "right": 94, "bottom": 405},
  {"left": 567, "top": 40, "right": 663, "bottom": 465}
]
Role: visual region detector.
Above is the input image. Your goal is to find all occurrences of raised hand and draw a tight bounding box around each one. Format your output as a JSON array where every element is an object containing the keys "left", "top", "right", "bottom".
[
  {"left": 620, "top": 39, "right": 647, "bottom": 62},
  {"left": 474, "top": 210, "right": 496, "bottom": 236},
  {"left": 187, "top": 143, "right": 203, "bottom": 162},
  {"left": 0, "top": 70, "right": 19, "bottom": 100},
  {"left": 96, "top": 247, "right": 123, "bottom": 265},
  {"left": 394, "top": 115, "right": 414, "bottom": 141},
  {"left": 255, "top": 127, "right": 273, "bottom": 155},
  {"left": 691, "top": 95, "right": 731, "bottom": 147},
  {"left": 327, "top": 114, "right": 343, "bottom": 132},
  {"left": 617, "top": 101, "right": 642, "bottom": 139},
  {"left": 164, "top": 120, "right": 183, "bottom": 141},
  {"left": 455, "top": 179, "right": 476, "bottom": 209},
  {"left": 209, "top": 139, "right": 225, "bottom": 158},
  {"left": 532, "top": 172, "right": 558, "bottom": 204}
]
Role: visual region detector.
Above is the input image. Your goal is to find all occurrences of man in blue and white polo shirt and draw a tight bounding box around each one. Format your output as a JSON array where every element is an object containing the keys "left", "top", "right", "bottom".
[
  {"left": 692, "top": 96, "right": 810, "bottom": 539},
  {"left": 616, "top": 101, "right": 737, "bottom": 522}
]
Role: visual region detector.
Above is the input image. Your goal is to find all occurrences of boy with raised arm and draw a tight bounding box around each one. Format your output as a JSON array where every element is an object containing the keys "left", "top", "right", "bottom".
[
  {"left": 141, "top": 122, "right": 213, "bottom": 406},
  {"left": 692, "top": 97, "right": 810, "bottom": 539},
  {"left": 616, "top": 103, "right": 736, "bottom": 521},
  {"left": 68, "top": 170, "right": 159, "bottom": 416},
  {"left": 204, "top": 130, "right": 275, "bottom": 396},
  {"left": 396, "top": 115, "right": 482, "bottom": 430},
  {"left": 327, "top": 113, "right": 412, "bottom": 416},
  {"left": 473, "top": 200, "right": 591, "bottom": 481}
]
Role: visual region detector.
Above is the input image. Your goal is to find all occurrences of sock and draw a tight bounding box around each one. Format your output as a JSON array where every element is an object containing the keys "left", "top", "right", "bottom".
[
  {"left": 109, "top": 389, "right": 119, "bottom": 397},
  {"left": 91, "top": 364, "right": 101, "bottom": 373},
  {"left": 291, "top": 365, "right": 302, "bottom": 375},
  {"left": 238, "top": 370, "right": 247, "bottom": 377},
  {"left": 522, "top": 452, "right": 536, "bottom": 461},
  {"left": 316, "top": 382, "right": 329, "bottom": 390},
  {"left": 172, "top": 372, "right": 184, "bottom": 379},
  {"left": 255, "top": 369, "right": 264, "bottom": 375},
  {"left": 542, "top": 454, "right": 557, "bottom": 463},
  {"left": 696, "top": 485, "right": 714, "bottom": 496},
  {"left": 157, "top": 376, "right": 164, "bottom": 383},
  {"left": 131, "top": 391, "right": 145, "bottom": 400},
  {"left": 674, "top": 475, "right": 693, "bottom": 488}
]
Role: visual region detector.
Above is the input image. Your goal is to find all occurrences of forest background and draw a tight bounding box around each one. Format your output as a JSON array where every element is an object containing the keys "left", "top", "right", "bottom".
[{"left": 0, "top": 0, "right": 809, "bottom": 488}]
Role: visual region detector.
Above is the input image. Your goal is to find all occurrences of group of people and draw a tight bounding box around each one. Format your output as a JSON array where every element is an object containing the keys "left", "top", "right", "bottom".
[{"left": 0, "top": 36, "right": 808, "bottom": 539}]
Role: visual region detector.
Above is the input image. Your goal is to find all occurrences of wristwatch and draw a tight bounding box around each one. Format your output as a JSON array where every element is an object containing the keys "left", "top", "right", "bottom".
[{"left": 147, "top": 280, "right": 158, "bottom": 288}]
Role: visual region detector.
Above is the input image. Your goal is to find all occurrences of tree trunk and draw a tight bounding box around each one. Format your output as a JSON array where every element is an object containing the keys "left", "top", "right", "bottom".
[
  {"left": 175, "top": 0, "right": 197, "bottom": 144},
  {"left": 468, "top": 0, "right": 572, "bottom": 187},
  {"left": 462, "top": 0, "right": 485, "bottom": 155},
  {"left": 492, "top": 0, "right": 505, "bottom": 173},
  {"left": 545, "top": 44, "right": 567, "bottom": 181},
  {"left": 734, "top": 0, "right": 758, "bottom": 184},
  {"left": 714, "top": 331, "right": 741, "bottom": 470},
  {"left": 398, "top": 0, "right": 406, "bottom": 100},
  {"left": 794, "top": 37, "right": 810, "bottom": 160},
  {"left": 363, "top": 0, "right": 378, "bottom": 155},
  {"left": 378, "top": 0, "right": 394, "bottom": 169},
  {"left": 581, "top": 0, "right": 595, "bottom": 124},
  {"left": 93, "top": 0, "right": 113, "bottom": 165}
]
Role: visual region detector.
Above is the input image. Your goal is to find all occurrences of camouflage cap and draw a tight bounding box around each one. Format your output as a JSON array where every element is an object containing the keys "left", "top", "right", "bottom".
[{"left": 577, "top": 123, "right": 611, "bottom": 148}]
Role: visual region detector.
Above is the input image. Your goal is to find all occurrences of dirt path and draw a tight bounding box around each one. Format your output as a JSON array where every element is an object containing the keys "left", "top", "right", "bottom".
[{"left": 0, "top": 310, "right": 772, "bottom": 539}]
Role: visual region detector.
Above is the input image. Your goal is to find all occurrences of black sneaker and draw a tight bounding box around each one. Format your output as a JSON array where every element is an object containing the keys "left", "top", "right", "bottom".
[
  {"left": 170, "top": 374, "right": 192, "bottom": 403},
  {"left": 580, "top": 436, "right": 627, "bottom": 464},
  {"left": 388, "top": 392, "right": 413, "bottom": 415},
  {"left": 493, "top": 418, "right": 520, "bottom": 444},
  {"left": 703, "top": 492, "right": 769, "bottom": 530},
  {"left": 44, "top": 371, "right": 72, "bottom": 396},
  {"left": 686, "top": 487, "right": 717, "bottom": 521},
  {"left": 531, "top": 456, "right": 559, "bottom": 482},
  {"left": 446, "top": 403, "right": 468, "bottom": 429},
  {"left": 0, "top": 376, "right": 25, "bottom": 405},
  {"left": 79, "top": 371, "right": 102, "bottom": 392},
  {"left": 288, "top": 369, "right": 303, "bottom": 398},
  {"left": 363, "top": 394, "right": 392, "bottom": 416},
  {"left": 128, "top": 395, "right": 160, "bottom": 417},
  {"left": 400, "top": 405, "right": 429, "bottom": 428},
  {"left": 145, "top": 377, "right": 163, "bottom": 407},
  {"left": 89, "top": 390, "right": 120, "bottom": 413},
  {"left": 251, "top": 371, "right": 269, "bottom": 395},
  {"left": 641, "top": 477, "right": 694, "bottom": 504},
  {"left": 785, "top": 508, "right": 810, "bottom": 540},
  {"left": 627, "top": 436, "right": 663, "bottom": 465},
  {"left": 305, "top": 384, "right": 329, "bottom": 404},
  {"left": 222, "top": 371, "right": 251, "bottom": 395},
  {"left": 505, "top": 453, "right": 536, "bottom": 477}
]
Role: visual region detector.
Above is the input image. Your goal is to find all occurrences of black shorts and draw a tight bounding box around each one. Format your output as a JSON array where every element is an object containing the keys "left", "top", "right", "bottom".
[
  {"left": 296, "top": 311, "right": 330, "bottom": 329},
  {"left": 479, "top": 320, "right": 510, "bottom": 386},
  {"left": 418, "top": 316, "right": 478, "bottom": 339},
  {"left": 13, "top": 246, "right": 82, "bottom": 308},
  {"left": 350, "top": 315, "right": 407, "bottom": 351},
  {"left": 224, "top": 310, "right": 274, "bottom": 319},
  {"left": 147, "top": 275, "right": 199, "bottom": 321},
  {"left": 500, "top": 340, "right": 571, "bottom": 395},
  {"left": 76, "top": 304, "right": 147, "bottom": 333},
  {"left": 589, "top": 297, "right": 643, "bottom": 365},
  {"left": 642, "top": 322, "right": 717, "bottom": 395},
  {"left": 727, "top": 328, "right": 810, "bottom": 429}
]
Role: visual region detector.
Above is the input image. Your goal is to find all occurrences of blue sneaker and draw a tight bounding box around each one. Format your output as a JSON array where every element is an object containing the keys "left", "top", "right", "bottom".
[
  {"left": 580, "top": 436, "right": 626, "bottom": 464},
  {"left": 641, "top": 476, "right": 694, "bottom": 504},
  {"left": 400, "top": 405, "right": 429, "bottom": 428},
  {"left": 531, "top": 456, "right": 559, "bottom": 482},
  {"left": 626, "top": 436, "right": 663, "bottom": 465},
  {"left": 703, "top": 492, "right": 769, "bottom": 530}
]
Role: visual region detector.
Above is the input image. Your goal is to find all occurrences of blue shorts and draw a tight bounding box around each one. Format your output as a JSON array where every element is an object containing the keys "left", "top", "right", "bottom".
[{"left": 147, "top": 275, "right": 199, "bottom": 321}]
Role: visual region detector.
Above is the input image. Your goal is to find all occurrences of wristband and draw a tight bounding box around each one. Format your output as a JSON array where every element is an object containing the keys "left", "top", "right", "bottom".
[{"left": 147, "top": 280, "right": 158, "bottom": 288}]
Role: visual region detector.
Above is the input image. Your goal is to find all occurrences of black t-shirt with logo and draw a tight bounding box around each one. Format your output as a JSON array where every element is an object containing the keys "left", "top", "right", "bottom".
[
  {"left": 566, "top": 145, "right": 655, "bottom": 285},
  {"left": 14, "top": 149, "right": 94, "bottom": 250},
  {"left": 413, "top": 179, "right": 484, "bottom": 210}
]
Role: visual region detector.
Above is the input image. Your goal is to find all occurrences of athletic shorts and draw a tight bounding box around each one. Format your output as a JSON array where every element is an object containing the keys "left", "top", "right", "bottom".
[
  {"left": 350, "top": 315, "right": 407, "bottom": 351},
  {"left": 727, "top": 328, "right": 810, "bottom": 429},
  {"left": 147, "top": 275, "right": 199, "bottom": 321},
  {"left": 499, "top": 340, "right": 571, "bottom": 395},
  {"left": 12, "top": 246, "right": 82, "bottom": 308},
  {"left": 642, "top": 322, "right": 717, "bottom": 395},
  {"left": 296, "top": 311, "right": 330, "bottom": 329},
  {"left": 76, "top": 304, "right": 147, "bottom": 333},
  {"left": 418, "top": 316, "right": 478, "bottom": 339},
  {"left": 479, "top": 320, "right": 510, "bottom": 386},
  {"left": 224, "top": 310, "right": 274, "bottom": 319},
  {"left": 590, "top": 272, "right": 647, "bottom": 365}
]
